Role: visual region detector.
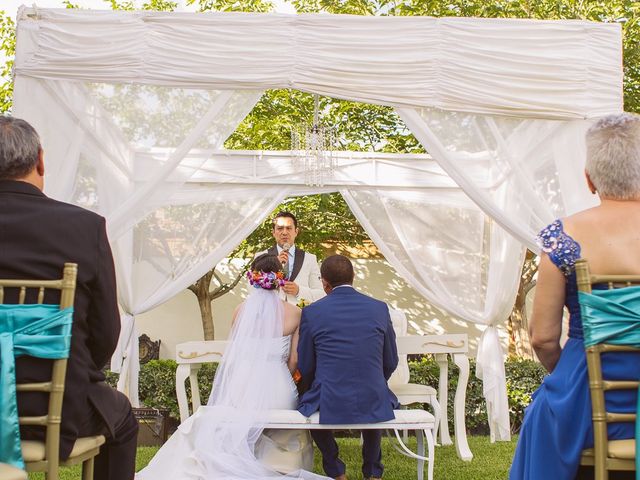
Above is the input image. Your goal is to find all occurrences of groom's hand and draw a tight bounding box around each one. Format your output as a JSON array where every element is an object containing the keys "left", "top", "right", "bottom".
[{"left": 282, "top": 281, "right": 299, "bottom": 296}]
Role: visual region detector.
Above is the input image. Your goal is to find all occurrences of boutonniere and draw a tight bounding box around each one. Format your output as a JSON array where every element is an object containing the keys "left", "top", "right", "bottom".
[{"left": 296, "top": 298, "right": 309, "bottom": 309}]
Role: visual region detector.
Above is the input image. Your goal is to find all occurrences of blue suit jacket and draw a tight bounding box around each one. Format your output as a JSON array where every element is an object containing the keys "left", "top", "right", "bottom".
[{"left": 297, "top": 286, "right": 399, "bottom": 424}]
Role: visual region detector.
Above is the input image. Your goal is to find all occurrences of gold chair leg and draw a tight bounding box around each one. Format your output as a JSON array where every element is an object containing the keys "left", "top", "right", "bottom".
[
  {"left": 82, "top": 457, "right": 94, "bottom": 480},
  {"left": 82, "top": 457, "right": 95, "bottom": 480},
  {"left": 594, "top": 463, "right": 608, "bottom": 480},
  {"left": 44, "top": 468, "right": 60, "bottom": 480},
  {"left": 44, "top": 470, "right": 60, "bottom": 480}
]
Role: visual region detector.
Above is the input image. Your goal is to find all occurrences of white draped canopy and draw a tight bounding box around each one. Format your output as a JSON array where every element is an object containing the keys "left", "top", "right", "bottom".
[{"left": 12, "top": 7, "right": 622, "bottom": 442}]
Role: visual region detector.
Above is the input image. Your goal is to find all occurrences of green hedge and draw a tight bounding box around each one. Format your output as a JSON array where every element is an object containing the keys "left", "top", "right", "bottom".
[
  {"left": 106, "top": 360, "right": 218, "bottom": 419},
  {"left": 408, "top": 357, "right": 546, "bottom": 435},
  {"left": 108, "top": 357, "right": 545, "bottom": 434}
]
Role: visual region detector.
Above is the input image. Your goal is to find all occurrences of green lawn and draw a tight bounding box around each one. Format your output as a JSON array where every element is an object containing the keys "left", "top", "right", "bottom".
[{"left": 28, "top": 435, "right": 517, "bottom": 479}]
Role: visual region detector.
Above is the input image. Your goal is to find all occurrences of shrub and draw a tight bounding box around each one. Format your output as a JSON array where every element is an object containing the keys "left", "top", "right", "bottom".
[
  {"left": 408, "top": 356, "right": 546, "bottom": 435},
  {"left": 505, "top": 358, "right": 547, "bottom": 432},
  {"left": 106, "top": 360, "right": 217, "bottom": 420},
  {"left": 107, "top": 356, "right": 545, "bottom": 434}
]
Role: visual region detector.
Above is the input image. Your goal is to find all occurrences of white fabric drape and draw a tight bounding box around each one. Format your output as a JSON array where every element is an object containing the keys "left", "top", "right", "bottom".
[
  {"left": 397, "top": 107, "right": 601, "bottom": 250},
  {"left": 342, "top": 189, "right": 524, "bottom": 440},
  {"left": 392, "top": 106, "right": 613, "bottom": 440},
  {"left": 110, "top": 313, "right": 140, "bottom": 406},
  {"left": 15, "top": 8, "right": 621, "bottom": 118},
  {"left": 108, "top": 186, "right": 288, "bottom": 405},
  {"left": 13, "top": 76, "right": 271, "bottom": 401}
]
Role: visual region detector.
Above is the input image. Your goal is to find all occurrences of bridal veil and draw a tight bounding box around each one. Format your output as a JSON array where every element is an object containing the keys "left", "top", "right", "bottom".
[{"left": 136, "top": 287, "right": 327, "bottom": 480}]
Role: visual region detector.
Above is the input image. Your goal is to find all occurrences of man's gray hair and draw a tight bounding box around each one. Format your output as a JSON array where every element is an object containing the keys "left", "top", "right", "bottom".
[
  {"left": 0, "top": 116, "right": 41, "bottom": 180},
  {"left": 586, "top": 113, "right": 640, "bottom": 199}
]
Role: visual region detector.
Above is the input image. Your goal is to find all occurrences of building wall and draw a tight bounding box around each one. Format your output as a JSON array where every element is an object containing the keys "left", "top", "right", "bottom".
[{"left": 135, "top": 257, "right": 508, "bottom": 360}]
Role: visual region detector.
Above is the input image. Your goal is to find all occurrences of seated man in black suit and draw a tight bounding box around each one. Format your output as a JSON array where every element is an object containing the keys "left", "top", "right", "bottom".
[{"left": 0, "top": 116, "right": 138, "bottom": 480}]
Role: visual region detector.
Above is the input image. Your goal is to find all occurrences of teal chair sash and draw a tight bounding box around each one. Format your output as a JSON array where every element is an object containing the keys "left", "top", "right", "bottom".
[
  {"left": 0, "top": 304, "right": 73, "bottom": 470},
  {"left": 578, "top": 287, "right": 640, "bottom": 478}
]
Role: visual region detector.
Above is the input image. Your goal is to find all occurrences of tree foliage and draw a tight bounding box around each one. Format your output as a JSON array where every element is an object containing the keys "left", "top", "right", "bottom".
[
  {"left": 188, "top": 0, "right": 273, "bottom": 13},
  {"left": 0, "top": 11, "right": 15, "bottom": 113}
]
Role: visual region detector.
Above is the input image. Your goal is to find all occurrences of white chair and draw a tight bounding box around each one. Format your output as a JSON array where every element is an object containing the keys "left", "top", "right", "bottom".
[{"left": 388, "top": 308, "right": 442, "bottom": 443}]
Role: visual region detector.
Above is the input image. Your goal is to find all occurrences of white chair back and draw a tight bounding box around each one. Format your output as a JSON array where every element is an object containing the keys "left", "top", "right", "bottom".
[{"left": 388, "top": 307, "right": 411, "bottom": 386}]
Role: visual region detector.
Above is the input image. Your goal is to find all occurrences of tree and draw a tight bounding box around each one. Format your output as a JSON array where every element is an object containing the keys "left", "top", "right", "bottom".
[
  {"left": 507, "top": 250, "right": 537, "bottom": 359},
  {"left": 0, "top": 10, "right": 15, "bottom": 113}
]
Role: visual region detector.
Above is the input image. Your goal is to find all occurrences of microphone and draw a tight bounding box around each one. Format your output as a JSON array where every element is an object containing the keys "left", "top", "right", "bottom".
[{"left": 282, "top": 242, "right": 291, "bottom": 279}]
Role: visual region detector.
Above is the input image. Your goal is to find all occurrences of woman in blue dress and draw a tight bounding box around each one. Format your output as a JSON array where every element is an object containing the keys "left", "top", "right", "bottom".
[{"left": 510, "top": 113, "right": 640, "bottom": 480}]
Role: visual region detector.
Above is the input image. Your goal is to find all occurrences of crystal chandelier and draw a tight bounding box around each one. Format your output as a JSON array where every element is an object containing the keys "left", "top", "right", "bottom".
[{"left": 291, "top": 94, "right": 336, "bottom": 187}]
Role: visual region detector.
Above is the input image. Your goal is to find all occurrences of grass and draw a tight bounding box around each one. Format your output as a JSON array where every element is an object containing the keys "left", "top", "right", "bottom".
[{"left": 27, "top": 435, "right": 517, "bottom": 479}]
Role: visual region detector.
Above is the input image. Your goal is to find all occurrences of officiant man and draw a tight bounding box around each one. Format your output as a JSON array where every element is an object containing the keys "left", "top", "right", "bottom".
[{"left": 262, "top": 211, "right": 324, "bottom": 305}]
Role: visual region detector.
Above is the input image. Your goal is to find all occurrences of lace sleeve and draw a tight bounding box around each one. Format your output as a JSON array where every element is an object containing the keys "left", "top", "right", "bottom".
[{"left": 536, "top": 219, "right": 581, "bottom": 277}]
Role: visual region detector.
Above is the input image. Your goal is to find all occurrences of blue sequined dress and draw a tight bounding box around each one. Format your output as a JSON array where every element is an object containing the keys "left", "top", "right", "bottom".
[{"left": 509, "top": 219, "right": 640, "bottom": 480}]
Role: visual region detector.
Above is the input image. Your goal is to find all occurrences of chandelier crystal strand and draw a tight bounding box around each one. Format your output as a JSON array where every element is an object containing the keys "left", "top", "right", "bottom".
[{"left": 291, "top": 94, "right": 335, "bottom": 187}]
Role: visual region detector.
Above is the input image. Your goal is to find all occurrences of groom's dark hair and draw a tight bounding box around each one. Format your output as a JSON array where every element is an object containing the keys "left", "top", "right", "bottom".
[{"left": 320, "top": 255, "right": 354, "bottom": 288}]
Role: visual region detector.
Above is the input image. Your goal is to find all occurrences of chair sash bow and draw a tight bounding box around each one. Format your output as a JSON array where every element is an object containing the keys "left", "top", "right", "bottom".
[
  {"left": 578, "top": 287, "right": 640, "bottom": 476},
  {"left": 0, "top": 305, "right": 73, "bottom": 469}
]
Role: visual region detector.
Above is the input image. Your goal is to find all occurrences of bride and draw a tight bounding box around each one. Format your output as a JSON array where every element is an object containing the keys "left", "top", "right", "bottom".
[{"left": 136, "top": 254, "right": 329, "bottom": 480}]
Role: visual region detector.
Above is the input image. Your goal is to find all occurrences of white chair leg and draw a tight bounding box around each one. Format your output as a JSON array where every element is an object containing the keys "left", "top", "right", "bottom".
[
  {"left": 427, "top": 395, "right": 441, "bottom": 445},
  {"left": 401, "top": 405, "right": 409, "bottom": 443},
  {"left": 452, "top": 353, "right": 473, "bottom": 461},
  {"left": 394, "top": 427, "right": 433, "bottom": 480},
  {"left": 416, "top": 429, "right": 424, "bottom": 480},
  {"left": 189, "top": 364, "right": 202, "bottom": 411},
  {"left": 435, "top": 353, "right": 452, "bottom": 446},
  {"left": 175, "top": 364, "right": 191, "bottom": 422},
  {"left": 425, "top": 428, "right": 435, "bottom": 480}
]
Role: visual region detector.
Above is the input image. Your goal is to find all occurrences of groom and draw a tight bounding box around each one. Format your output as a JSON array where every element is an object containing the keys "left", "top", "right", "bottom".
[{"left": 297, "top": 255, "right": 399, "bottom": 480}]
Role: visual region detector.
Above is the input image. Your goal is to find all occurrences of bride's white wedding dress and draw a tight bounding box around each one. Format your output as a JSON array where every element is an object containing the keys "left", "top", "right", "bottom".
[
  {"left": 254, "top": 336, "right": 314, "bottom": 471},
  {"left": 136, "top": 288, "right": 328, "bottom": 480}
]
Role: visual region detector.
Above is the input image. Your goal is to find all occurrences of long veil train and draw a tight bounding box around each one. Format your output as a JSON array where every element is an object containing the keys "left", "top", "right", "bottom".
[{"left": 136, "top": 288, "right": 328, "bottom": 480}]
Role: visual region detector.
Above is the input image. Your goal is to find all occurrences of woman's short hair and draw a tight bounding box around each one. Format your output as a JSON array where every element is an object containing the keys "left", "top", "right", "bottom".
[
  {"left": 251, "top": 253, "right": 282, "bottom": 274},
  {"left": 586, "top": 113, "right": 640, "bottom": 199},
  {"left": 0, "top": 116, "right": 41, "bottom": 180}
]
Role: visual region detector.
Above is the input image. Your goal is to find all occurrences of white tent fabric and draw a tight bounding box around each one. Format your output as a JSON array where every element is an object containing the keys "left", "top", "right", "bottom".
[
  {"left": 12, "top": 7, "right": 623, "bottom": 441},
  {"left": 395, "top": 108, "right": 602, "bottom": 438},
  {"left": 343, "top": 189, "right": 524, "bottom": 440},
  {"left": 15, "top": 9, "right": 621, "bottom": 118},
  {"left": 397, "top": 108, "right": 601, "bottom": 250}
]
